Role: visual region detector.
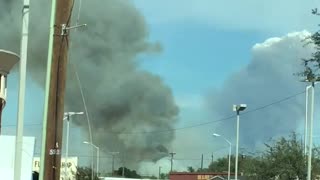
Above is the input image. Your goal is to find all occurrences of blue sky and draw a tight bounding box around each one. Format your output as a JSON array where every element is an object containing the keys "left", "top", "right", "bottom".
[
  {"left": 140, "top": 25, "right": 265, "bottom": 94},
  {"left": 2, "top": 0, "right": 320, "bottom": 174}
]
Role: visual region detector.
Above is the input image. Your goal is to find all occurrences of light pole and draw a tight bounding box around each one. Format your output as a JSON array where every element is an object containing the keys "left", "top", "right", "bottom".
[
  {"left": 0, "top": 50, "right": 20, "bottom": 179},
  {"left": 305, "top": 85, "right": 310, "bottom": 156},
  {"left": 0, "top": 50, "right": 20, "bottom": 133},
  {"left": 63, "top": 112, "right": 83, "bottom": 179},
  {"left": 301, "top": 78, "right": 318, "bottom": 180},
  {"left": 159, "top": 166, "right": 162, "bottom": 179},
  {"left": 233, "top": 104, "right": 247, "bottom": 180},
  {"left": 307, "top": 82, "right": 315, "bottom": 180},
  {"left": 83, "top": 141, "right": 100, "bottom": 178},
  {"left": 14, "top": 2, "right": 30, "bottom": 180},
  {"left": 304, "top": 82, "right": 318, "bottom": 156},
  {"left": 110, "top": 152, "right": 120, "bottom": 176},
  {"left": 213, "top": 133, "right": 231, "bottom": 180}
]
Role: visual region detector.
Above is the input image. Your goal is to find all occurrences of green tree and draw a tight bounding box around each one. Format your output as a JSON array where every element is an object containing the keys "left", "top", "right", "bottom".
[
  {"left": 76, "top": 167, "right": 99, "bottom": 180},
  {"left": 260, "top": 133, "right": 320, "bottom": 180},
  {"left": 159, "top": 173, "right": 169, "bottom": 179},
  {"left": 187, "top": 166, "right": 195, "bottom": 172},
  {"left": 116, "top": 167, "right": 141, "bottom": 178},
  {"left": 207, "top": 132, "right": 320, "bottom": 179},
  {"left": 297, "top": 8, "right": 320, "bottom": 82}
]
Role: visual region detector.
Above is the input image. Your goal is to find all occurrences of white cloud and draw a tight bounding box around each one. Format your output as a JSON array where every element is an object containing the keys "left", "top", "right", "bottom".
[
  {"left": 133, "top": 0, "right": 318, "bottom": 33},
  {"left": 206, "top": 30, "right": 315, "bottom": 147}
]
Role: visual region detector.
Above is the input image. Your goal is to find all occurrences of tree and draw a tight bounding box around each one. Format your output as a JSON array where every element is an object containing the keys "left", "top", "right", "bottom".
[
  {"left": 116, "top": 167, "right": 141, "bottom": 178},
  {"left": 159, "top": 173, "right": 169, "bottom": 179},
  {"left": 76, "top": 167, "right": 99, "bottom": 180},
  {"left": 207, "top": 132, "right": 320, "bottom": 179},
  {"left": 187, "top": 166, "right": 195, "bottom": 172},
  {"left": 297, "top": 8, "right": 320, "bottom": 82},
  {"left": 261, "top": 132, "right": 320, "bottom": 179}
]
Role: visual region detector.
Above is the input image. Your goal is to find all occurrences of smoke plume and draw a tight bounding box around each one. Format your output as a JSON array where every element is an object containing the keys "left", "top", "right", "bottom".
[
  {"left": 206, "top": 31, "right": 315, "bottom": 148},
  {"left": 0, "top": 0, "right": 179, "bottom": 166}
]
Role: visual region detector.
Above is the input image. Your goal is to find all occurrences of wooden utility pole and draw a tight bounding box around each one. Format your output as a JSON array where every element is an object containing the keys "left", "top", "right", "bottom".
[
  {"left": 200, "top": 154, "right": 203, "bottom": 171},
  {"left": 41, "top": 0, "right": 73, "bottom": 179},
  {"left": 211, "top": 153, "right": 214, "bottom": 164},
  {"left": 169, "top": 152, "right": 176, "bottom": 172}
]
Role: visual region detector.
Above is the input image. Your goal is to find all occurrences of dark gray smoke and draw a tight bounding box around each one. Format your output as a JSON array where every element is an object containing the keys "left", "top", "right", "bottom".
[
  {"left": 0, "top": 0, "right": 179, "bottom": 166},
  {"left": 206, "top": 31, "right": 314, "bottom": 148}
]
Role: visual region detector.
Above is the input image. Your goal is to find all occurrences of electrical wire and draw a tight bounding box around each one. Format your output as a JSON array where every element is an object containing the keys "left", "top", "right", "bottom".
[
  {"left": 66, "top": 1, "right": 95, "bottom": 177},
  {"left": 76, "top": 0, "right": 83, "bottom": 26},
  {"left": 105, "top": 90, "right": 306, "bottom": 135},
  {"left": 66, "top": 0, "right": 75, "bottom": 26},
  {"left": 2, "top": 89, "right": 306, "bottom": 136}
]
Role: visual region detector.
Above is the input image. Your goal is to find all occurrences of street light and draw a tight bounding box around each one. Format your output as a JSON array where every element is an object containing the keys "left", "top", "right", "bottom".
[
  {"left": 159, "top": 166, "right": 162, "bottom": 180},
  {"left": 233, "top": 104, "right": 247, "bottom": 180},
  {"left": 63, "top": 112, "right": 83, "bottom": 179},
  {"left": 302, "top": 79, "right": 318, "bottom": 180},
  {"left": 213, "top": 133, "right": 231, "bottom": 180},
  {"left": 83, "top": 141, "right": 100, "bottom": 178},
  {"left": 304, "top": 82, "right": 319, "bottom": 156},
  {"left": 109, "top": 152, "right": 120, "bottom": 176},
  {"left": 0, "top": 49, "right": 19, "bottom": 133}
]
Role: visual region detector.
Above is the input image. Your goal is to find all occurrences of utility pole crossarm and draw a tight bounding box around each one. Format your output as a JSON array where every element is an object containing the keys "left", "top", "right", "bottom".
[{"left": 169, "top": 152, "right": 176, "bottom": 172}]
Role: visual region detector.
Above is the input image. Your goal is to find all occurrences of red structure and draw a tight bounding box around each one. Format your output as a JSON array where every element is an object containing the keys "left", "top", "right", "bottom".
[{"left": 169, "top": 172, "right": 235, "bottom": 180}]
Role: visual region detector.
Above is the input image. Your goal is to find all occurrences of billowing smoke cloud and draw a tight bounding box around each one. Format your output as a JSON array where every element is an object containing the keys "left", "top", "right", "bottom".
[
  {"left": 207, "top": 31, "right": 314, "bottom": 148},
  {"left": 0, "top": 0, "right": 179, "bottom": 166}
]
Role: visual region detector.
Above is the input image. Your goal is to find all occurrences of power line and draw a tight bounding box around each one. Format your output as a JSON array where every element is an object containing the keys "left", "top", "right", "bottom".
[
  {"left": 2, "top": 123, "right": 42, "bottom": 127},
  {"left": 106, "top": 90, "right": 306, "bottom": 135},
  {"left": 2, "top": 90, "right": 306, "bottom": 135}
]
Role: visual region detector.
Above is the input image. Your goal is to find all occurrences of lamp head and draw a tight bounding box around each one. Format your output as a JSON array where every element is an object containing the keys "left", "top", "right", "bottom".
[
  {"left": 83, "top": 141, "right": 90, "bottom": 144},
  {"left": 213, "top": 133, "right": 221, "bottom": 137},
  {"left": 0, "top": 49, "right": 19, "bottom": 75},
  {"left": 64, "top": 112, "right": 84, "bottom": 116},
  {"left": 233, "top": 104, "right": 247, "bottom": 112}
]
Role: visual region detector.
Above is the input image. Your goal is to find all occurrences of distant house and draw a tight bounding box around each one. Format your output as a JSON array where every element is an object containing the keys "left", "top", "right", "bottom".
[{"left": 210, "top": 176, "right": 224, "bottom": 180}]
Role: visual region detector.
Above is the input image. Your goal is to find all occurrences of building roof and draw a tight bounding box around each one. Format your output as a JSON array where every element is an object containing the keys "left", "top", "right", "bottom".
[{"left": 169, "top": 172, "right": 235, "bottom": 175}]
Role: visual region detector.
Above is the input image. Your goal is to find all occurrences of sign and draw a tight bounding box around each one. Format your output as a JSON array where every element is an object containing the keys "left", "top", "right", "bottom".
[{"left": 33, "top": 157, "right": 78, "bottom": 180}]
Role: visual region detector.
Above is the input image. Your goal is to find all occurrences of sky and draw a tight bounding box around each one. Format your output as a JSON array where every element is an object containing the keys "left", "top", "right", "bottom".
[
  {"left": 2, "top": 0, "right": 320, "bottom": 176},
  {"left": 132, "top": 0, "right": 320, "bottom": 173}
]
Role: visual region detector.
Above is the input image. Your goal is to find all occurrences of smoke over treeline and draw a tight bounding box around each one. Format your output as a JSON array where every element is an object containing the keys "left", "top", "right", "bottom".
[{"left": 0, "top": 0, "right": 179, "bottom": 166}]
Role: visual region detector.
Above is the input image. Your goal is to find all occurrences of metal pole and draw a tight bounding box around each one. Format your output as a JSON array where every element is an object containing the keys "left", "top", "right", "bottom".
[
  {"left": 211, "top": 153, "right": 214, "bottom": 164},
  {"left": 39, "top": 0, "right": 56, "bottom": 178},
  {"left": 97, "top": 147, "right": 100, "bottom": 177},
  {"left": 305, "top": 85, "right": 310, "bottom": 155},
  {"left": 112, "top": 154, "right": 115, "bottom": 176},
  {"left": 170, "top": 156, "right": 173, "bottom": 172},
  {"left": 65, "top": 115, "right": 70, "bottom": 179},
  {"left": 200, "top": 154, "right": 203, "bottom": 171},
  {"left": 235, "top": 111, "right": 240, "bottom": 180},
  {"left": 91, "top": 144, "right": 94, "bottom": 180},
  {"left": 228, "top": 142, "right": 231, "bottom": 180},
  {"left": 122, "top": 153, "right": 125, "bottom": 177},
  {"left": 307, "top": 82, "right": 315, "bottom": 180},
  {"left": 14, "top": 1, "right": 29, "bottom": 179}
]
